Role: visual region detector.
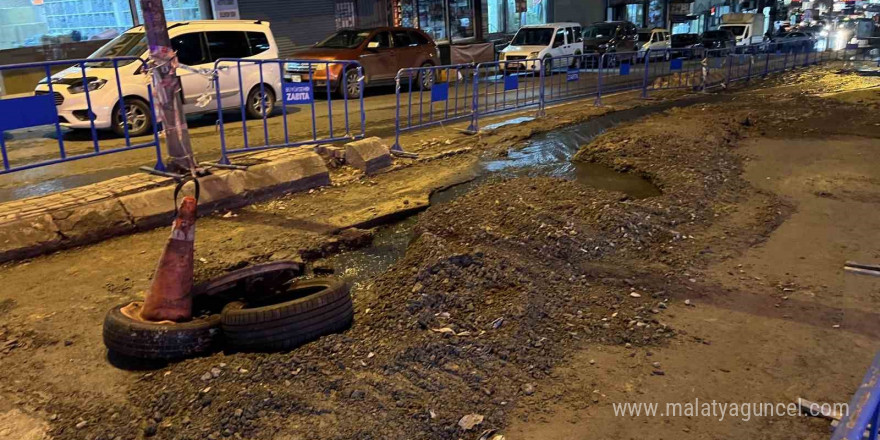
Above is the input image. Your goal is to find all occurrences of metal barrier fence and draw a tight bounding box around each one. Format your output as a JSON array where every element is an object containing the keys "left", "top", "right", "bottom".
[
  {"left": 595, "top": 51, "right": 647, "bottom": 104},
  {"left": 474, "top": 59, "right": 545, "bottom": 126},
  {"left": 0, "top": 56, "right": 164, "bottom": 175},
  {"left": 392, "top": 63, "right": 476, "bottom": 151},
  {"left": 831, "top": 351, "right": 880, "bottom": 440},
  {"left": 212, "top": 58, "right": 365, "bottom": 165},
  {"left": 543, "top": 53, "right": 601, "bottom": 105}
]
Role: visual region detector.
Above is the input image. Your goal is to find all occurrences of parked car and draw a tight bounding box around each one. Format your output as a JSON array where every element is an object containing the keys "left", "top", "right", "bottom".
[
  {"left": 670, "top": 33, "right": 704, "bottom": 58},
  {"left": 582, "top": 20, "right": 639, "bottom": 64},
  {"left": 701, "top": 29, "right": 737, "bottom": 55},
  {"left": 771, "top": 31, "right": 814, "bottom": 52},
  {"left": 34, "top": 20, "right": 281, "bottom": 137},
  {"left": 499, "top": 23, "right": 584, "bottom": 74},
  {"left": 637, "top": 28, "right": 671, "bottom": 60},
  {"left": 285, "top": 27, "right": 439, "bottom": 98}
]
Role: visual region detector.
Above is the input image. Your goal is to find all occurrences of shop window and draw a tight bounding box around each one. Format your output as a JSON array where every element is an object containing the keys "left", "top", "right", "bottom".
[
  {"left": 397, "top": 0, "right": 418, "bottom": 27},
  {"left": 487, "top": 0, "right": 505, "bottom": 34},
  {"left": 418, "top": 0, "right": 448, "bottom": 41},
  {"left": 449, "top": 0, "right": 475, "bottom": 40},
  {"left": 626, "top": 4, "right": 644, "bottom": 27},
  {"left": 506, "top": 0, "right": 546, "bottom": 33}
]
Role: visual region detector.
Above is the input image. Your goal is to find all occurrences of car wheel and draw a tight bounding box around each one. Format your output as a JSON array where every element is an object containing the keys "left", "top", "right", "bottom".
[
  {"left": 418, "top": 63, "right": 435, "bottom": 90},
  {"left": 221, "top": 277, "right": 353, "bottom": 352},
  {"left": 103, "top": 301, "right": 222, "bottom": 360},
  {"left": 337, "top": 68, "right": 362, "bottom": 99},
  {"left": 542, "top": 56, "right": 552, "bottom": 76},
  {"left": 245, "top": 85, "right": 275, "bottom": 119},
  {"left": 111, "top": 98, "right": 151, "bottom": 137}
]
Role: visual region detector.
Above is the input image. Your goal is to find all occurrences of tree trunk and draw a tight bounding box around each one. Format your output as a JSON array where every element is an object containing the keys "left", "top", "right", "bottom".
[{"left": 139, "top": 0, "right": 197, "bottom": 174}]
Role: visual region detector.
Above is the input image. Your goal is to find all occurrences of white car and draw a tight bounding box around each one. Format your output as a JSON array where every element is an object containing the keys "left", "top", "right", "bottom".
[
  {"left": 637, "top": 28, "right": 671, "bottom": 60},
  {"left": 499, "top": 23, "right": 584, "bottom": 74},
  {"left": 34, "top": 20, "right": 281, "bottom": 137}
]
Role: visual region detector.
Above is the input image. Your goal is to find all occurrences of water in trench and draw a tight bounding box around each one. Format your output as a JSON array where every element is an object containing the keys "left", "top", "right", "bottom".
[{"left": 326, "top": 103, "right": 691, "bottom": 288}]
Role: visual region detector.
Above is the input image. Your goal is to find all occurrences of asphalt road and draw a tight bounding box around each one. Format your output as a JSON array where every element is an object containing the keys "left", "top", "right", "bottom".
[{"left": 0, "top": 58, "right": 713, "bottom": 202}]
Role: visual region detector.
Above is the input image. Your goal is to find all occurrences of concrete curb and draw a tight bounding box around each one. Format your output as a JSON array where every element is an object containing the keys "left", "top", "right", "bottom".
[{"left": 0, "top": 149, "right": 330, "bottom": 264}]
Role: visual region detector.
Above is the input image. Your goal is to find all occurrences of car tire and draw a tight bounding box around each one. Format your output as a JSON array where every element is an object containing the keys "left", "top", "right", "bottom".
[
  {"left": 221, "top": 277, "right": 353, "bottom": 352},
  {"left": 336, "top": 67, "right": 362, "bottom": 99},
  {"left": 542, "top": 56, "right": 552, "bottom": 76},
  {"left": 102, "top": 301, "right": 222, "bottom": 360},
  {"left": 418, "top": 62, "right": 435, "bottom": 90},
  {"left": 111, "top": 97, "right": 152, "bottom": 138},
  {"left": 245, "top": 85, "right": 275, "bottom": 119},
  {"left": 571, "top": 50, "right": 582, "bottom": 68}
]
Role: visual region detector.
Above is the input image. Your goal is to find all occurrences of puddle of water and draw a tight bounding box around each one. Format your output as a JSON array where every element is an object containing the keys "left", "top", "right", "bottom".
[{"left": 326, "top": 101, "right": 700, "bottom": 287}]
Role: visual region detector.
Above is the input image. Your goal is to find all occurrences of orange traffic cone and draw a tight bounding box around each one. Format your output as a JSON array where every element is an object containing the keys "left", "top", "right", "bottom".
[{"left": 140, "top": 196, "right": 197, "bottom": 322}]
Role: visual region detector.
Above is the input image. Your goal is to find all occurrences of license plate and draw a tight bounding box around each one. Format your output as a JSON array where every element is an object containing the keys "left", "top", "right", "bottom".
[
  {"left": 289, "top": 74, "right": 302, "bottom": 83},
  {"left": 508, "top": 63, "right": 523, "bottom": 69}
]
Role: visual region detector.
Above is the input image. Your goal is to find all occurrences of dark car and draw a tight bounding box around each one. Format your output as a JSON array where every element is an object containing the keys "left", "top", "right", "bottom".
[
  {"left": 285, "top": 27, "right": 439, "bottom": 97},
  {"left": 583, "top": 21, "right": 638, "bottom": 64},
  {"left": 701, "top": 29, "right": 737, "bottom": 55},
  {"left": 670, "top": 33, "right": 703, "bottom": 58}
]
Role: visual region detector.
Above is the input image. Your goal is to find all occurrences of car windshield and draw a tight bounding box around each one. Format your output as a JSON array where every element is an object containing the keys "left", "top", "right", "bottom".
[
  {"left": 315, "top": 30, "right": 372, "bottom": 49},
  {"left": 722, "top": 25, "right": 747, "bottom": 37},
  {"left": 637, "top": 32, "right": 652, "bottom": 42},
  {"left": 511, "top": 28, "right": 554, "bottom": 46},
  {"left": 584, "top": 25, "right": 616, "bottom": 38},
  {"left": 86, "top": 32, "right": 147, "bottom": 67},
  {"left": 702, "top": 31, "right": 730, "bottom": 39}
]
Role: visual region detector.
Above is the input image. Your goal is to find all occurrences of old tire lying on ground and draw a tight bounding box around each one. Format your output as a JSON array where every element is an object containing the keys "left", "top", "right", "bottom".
[
  {"left": 221, "top": 277, "right": 353, "bottom": 352},
  {"left": 102, "top": 301, "right": 222, "bottom": 359}
]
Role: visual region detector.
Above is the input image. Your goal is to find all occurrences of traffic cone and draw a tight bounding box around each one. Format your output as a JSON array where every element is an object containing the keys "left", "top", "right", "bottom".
[{"left": 140, "top": 196, "right": 197, "bottom": 322}]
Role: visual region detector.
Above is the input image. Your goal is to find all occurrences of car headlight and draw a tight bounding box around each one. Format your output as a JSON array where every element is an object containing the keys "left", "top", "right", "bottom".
[
  {"left": 598, "top": 43, "right": 609, "bottom": 49},
  {"left": 499, "top": 52, "right": 506, "bottom": 60},
  {"left": 68, "top": 79, "right": 107, "bottom": 94},
  {"left": 529, "top": 51, "right": 540, "bottom": 59}
]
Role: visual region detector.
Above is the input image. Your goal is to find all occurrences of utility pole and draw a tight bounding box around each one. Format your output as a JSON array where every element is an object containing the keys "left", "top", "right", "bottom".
[{"left": 140, "top": 0, "right": 198, "bottom": 175}]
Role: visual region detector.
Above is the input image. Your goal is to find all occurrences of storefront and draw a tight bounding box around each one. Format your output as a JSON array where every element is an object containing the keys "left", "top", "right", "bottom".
[
  {"left": 1, "top": 0, "right": 211, "bottom": 50},
  {"left": 393, "top": 0, "right": 549, "bottom": 43}
]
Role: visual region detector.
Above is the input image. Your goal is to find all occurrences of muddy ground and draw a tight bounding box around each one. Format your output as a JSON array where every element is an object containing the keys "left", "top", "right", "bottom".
[{"left": 1, "top": 64, "right": 879, "bottom": 440}]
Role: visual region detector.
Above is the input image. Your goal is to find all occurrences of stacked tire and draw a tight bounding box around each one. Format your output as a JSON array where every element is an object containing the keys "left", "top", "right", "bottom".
[
  {"left": 102, "top": 277, "right": 353, "bottom": 359},
  {"left": 222, "top": 278, "right": 353, "bottom": 352}
]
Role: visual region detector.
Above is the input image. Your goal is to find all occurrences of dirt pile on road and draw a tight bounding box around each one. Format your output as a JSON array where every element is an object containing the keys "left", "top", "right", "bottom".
[{"left": 49, "top": 71, "right": 880, "bottom": 440}]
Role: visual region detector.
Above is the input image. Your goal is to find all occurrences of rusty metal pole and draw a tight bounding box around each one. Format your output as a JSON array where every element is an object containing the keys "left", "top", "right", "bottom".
[{"left": 140, "top": 0, "right": 198, "bottom": 175}]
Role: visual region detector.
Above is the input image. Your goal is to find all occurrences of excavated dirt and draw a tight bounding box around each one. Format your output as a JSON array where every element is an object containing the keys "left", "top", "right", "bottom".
[{"left": 1, "top": 65, "right": 879, "bottom": 440}]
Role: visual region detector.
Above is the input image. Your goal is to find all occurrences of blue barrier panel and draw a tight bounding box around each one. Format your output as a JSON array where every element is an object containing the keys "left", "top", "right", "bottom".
[
  {"left": 213, "top": 58, "right": 366, "bottom": 164},
  {"left": 620, "top": 63, "right": 631, "bottom": 75},
  {"left": 392, "top": 63, "right": 476, "bottom": 151},
  {"left": 0, "top": 94, "right": 58, "bottom": 131},
  {"left": 504, "top": 75, "right": 519, "bottom": 91},
  {"left": 0, "top": 56, "right": 164, "bottom": 175},
  {"left": 670, "top": 58, "right": 683, "bottom": 71}
]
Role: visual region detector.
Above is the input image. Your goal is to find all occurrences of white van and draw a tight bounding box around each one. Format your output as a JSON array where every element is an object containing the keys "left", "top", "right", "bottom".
[
  {"left": 34, "top": 20, "right": 281, "bottom": 137},
  {"left": 719, "top": 13, "right": 766, "bottom": 46},
  {"left": 499, "top": 23, "right": 584, "bottom": 73}
]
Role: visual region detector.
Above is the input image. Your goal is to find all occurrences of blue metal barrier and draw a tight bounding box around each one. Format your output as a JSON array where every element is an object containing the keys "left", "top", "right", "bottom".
[
  {"left": 595, "top": 51, "right": 645, "bottom": 102},
  {"left": 642, "top": 48, "right": 704, "bottom": 95},
  {"left": 391, "top": 63, "right": 475, "bottom": 151},
  {"left": 831, "top": 352, "right": 880, "bottom": 440},
  {"left": 474, "top": 58, "right": 545, "bottom": 127},
  {"left": 212, "top": 58, "right": 365, "bottom": 165},
  {"left": 0, "top": 57, "right": 164, "bottom": 175},
  {"left": 543, "top": 53, "right": 601, "bottom": 104}
]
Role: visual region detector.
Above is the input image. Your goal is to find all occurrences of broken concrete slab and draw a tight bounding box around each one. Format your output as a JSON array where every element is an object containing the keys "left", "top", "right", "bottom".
[
  {"left": 0, "top": 214, "right": 61, "bottom": 262},
  {"left": 345, "top": 137, "right": 392, "bottom": 174},
  {"left": 51, "top": 198, "right": 134, "bottom": 244},
  {"left": 0, "top": 149, "right": 331, "bottom": 264}
]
